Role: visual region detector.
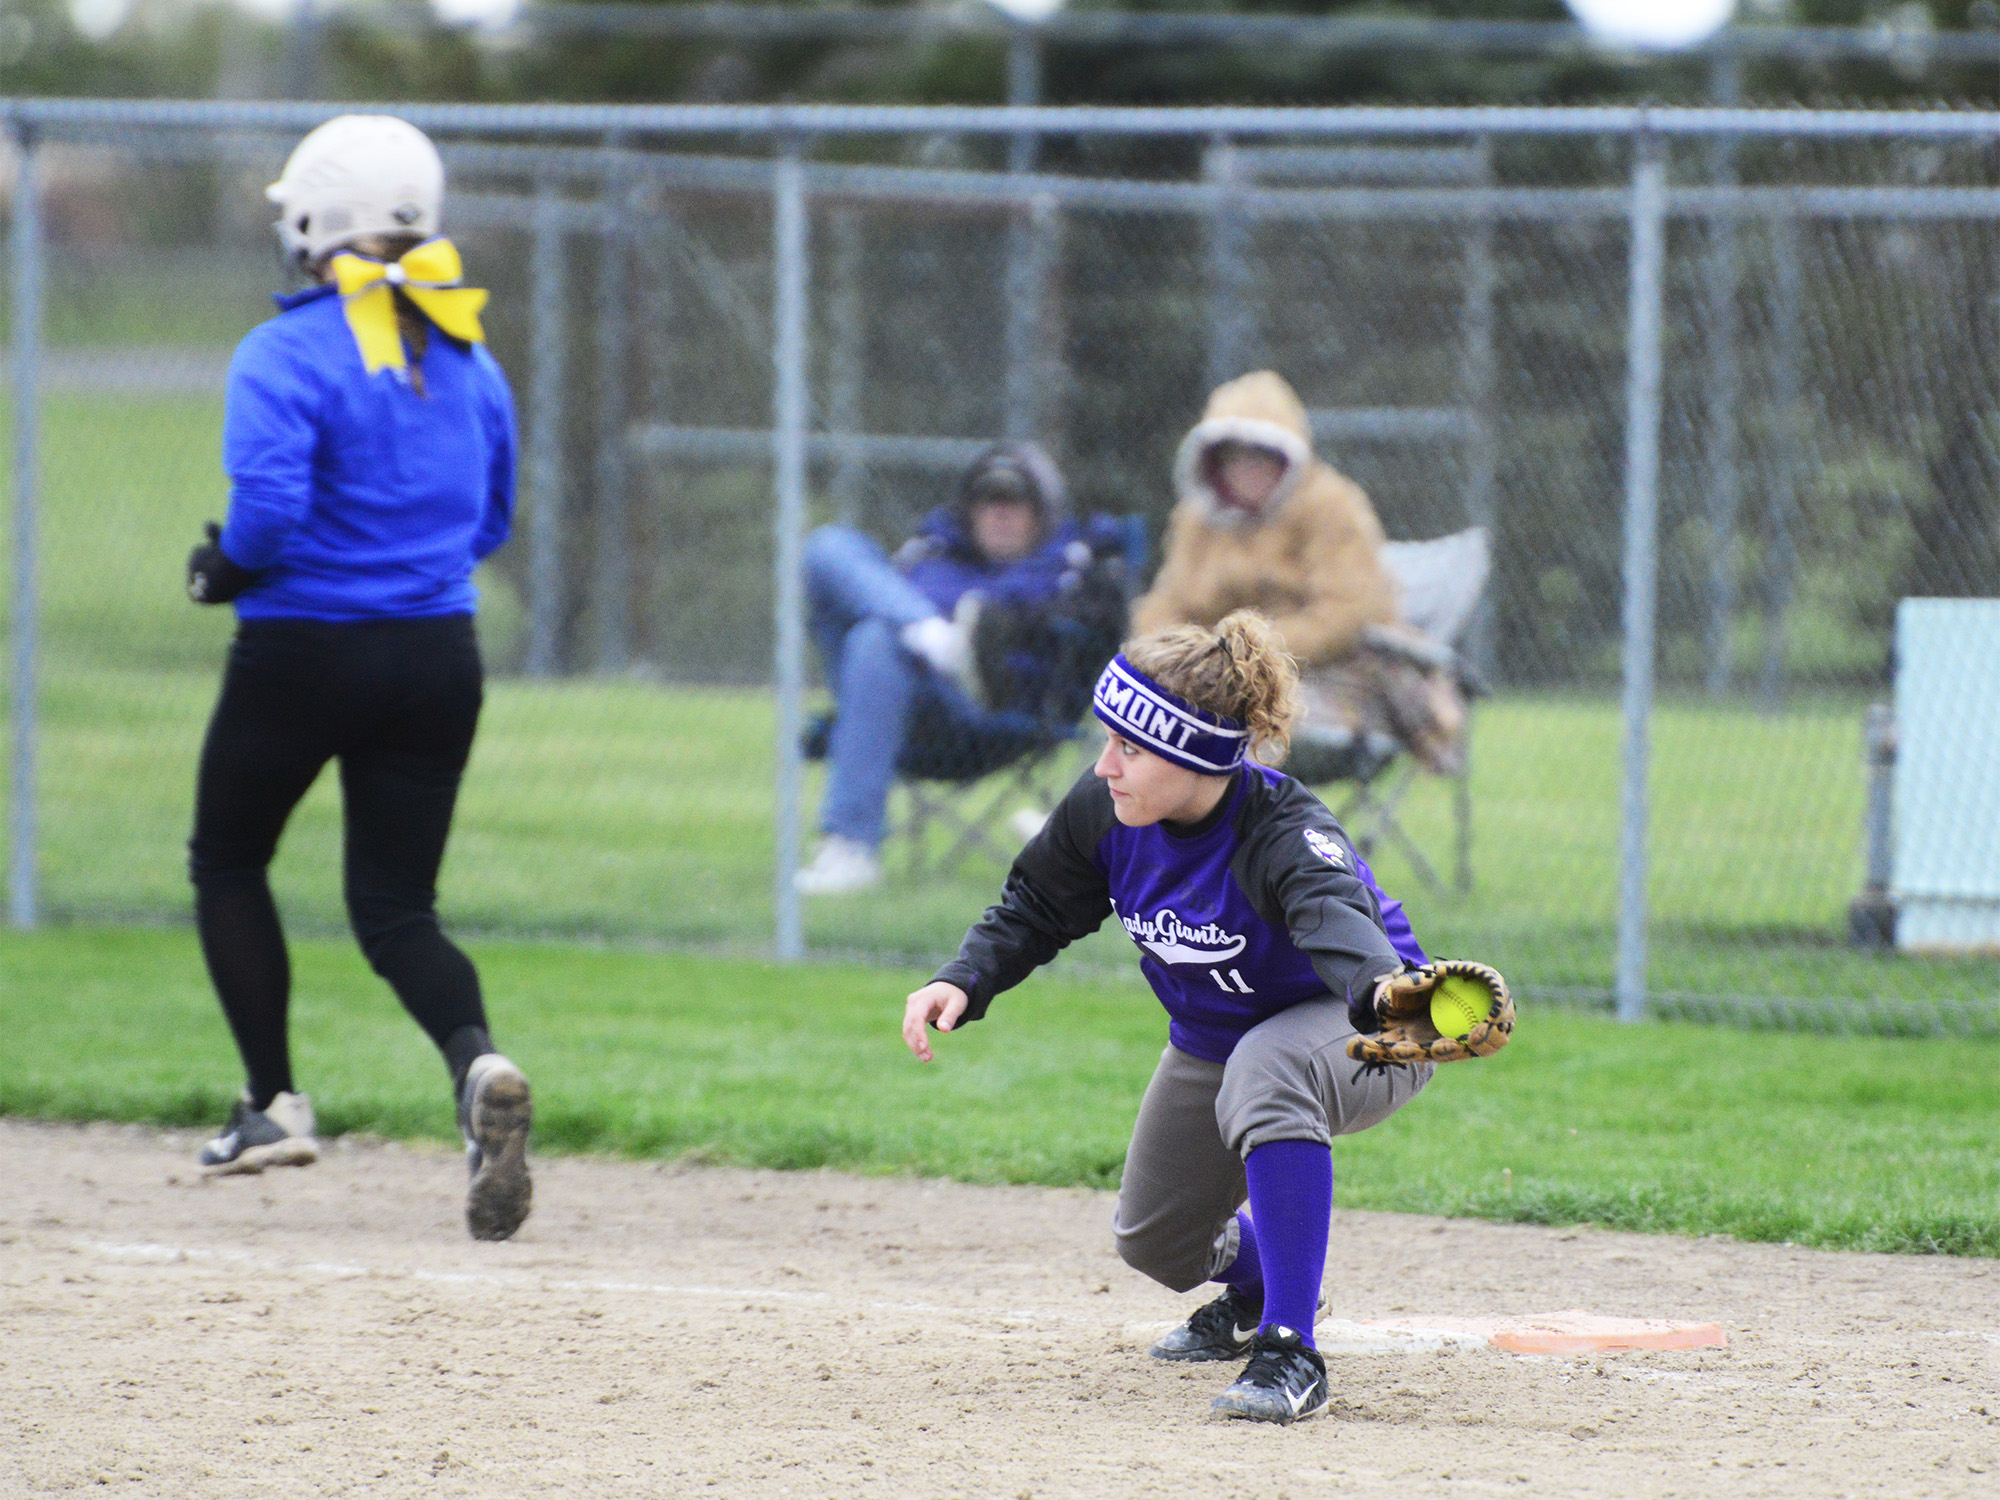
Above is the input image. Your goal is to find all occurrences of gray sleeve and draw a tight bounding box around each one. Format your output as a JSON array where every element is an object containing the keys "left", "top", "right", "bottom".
[
  {"left": 932, "top": 771, "right": 1117, "bottom": 1023},
  {"left": 1231, "top": 779, "right": 1404, "bottom": 1009}
]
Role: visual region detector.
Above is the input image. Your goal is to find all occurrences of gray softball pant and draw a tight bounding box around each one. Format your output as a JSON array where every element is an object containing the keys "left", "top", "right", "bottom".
[{"left": 1112, "top": 994, "right": 1433, "bottom": 1294}]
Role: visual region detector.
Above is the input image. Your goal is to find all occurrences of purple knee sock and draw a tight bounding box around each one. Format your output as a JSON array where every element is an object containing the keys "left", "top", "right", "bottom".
[
  {"left": 1242, "top": 1138, "right": 1333, "bottom": 1349},
  {"left": 1217, "top": 1211, "right": 1263, "bottom": 1303}
]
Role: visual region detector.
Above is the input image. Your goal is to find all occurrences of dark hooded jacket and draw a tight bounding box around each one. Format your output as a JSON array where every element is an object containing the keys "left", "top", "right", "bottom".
[
  {"left": 895, "top": 443, "right": 1085, "bottom": 617},
  {"left": 895, "top": 442, "right": 1131, "bottom": 723}
]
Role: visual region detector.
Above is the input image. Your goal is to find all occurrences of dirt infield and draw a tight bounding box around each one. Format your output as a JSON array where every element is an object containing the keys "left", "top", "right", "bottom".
[{"left": 3, "top": 1119, "right": 1996, "bottom": 1498}]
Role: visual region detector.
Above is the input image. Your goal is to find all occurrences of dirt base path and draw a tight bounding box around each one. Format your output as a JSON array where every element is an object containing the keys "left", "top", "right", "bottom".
[{"left": 3, "top": 1119, "right": 1996, "bottom": 1498}]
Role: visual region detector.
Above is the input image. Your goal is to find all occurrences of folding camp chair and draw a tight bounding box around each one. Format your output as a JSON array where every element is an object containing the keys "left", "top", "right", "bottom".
[
  {"left": 1289, "top": 527, "right": 1491, "bottom": 897},
  {"left": 800, "top": 675, "right": 1095, "bottom": 881},
  {"left": 898, "top": 729, "right": 1094, "bottom": 879}
]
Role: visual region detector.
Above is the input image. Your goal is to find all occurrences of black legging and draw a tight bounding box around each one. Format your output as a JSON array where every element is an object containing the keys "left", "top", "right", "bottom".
[{"left": 190, "top": 615, "right": 490, "bottom": 1110}]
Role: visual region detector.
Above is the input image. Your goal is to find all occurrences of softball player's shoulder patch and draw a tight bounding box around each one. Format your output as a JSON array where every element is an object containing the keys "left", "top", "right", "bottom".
[{"left": 1302, "top": 827, "right": 1347, "bottom": 869}]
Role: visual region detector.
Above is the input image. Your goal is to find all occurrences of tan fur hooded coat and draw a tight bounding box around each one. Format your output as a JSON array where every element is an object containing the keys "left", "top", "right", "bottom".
[{"left": 1130, "top": 371, "right": 1397, "bottom": 668}]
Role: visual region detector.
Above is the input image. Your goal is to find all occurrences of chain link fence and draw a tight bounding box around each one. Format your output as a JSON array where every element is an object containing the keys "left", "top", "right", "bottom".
[{"left": 5, "top": 100, "right": 2000, "bottom": 1031}]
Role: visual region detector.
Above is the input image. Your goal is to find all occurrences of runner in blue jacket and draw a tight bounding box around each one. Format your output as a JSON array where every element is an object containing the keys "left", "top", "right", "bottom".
[
  {"left": 182, "top": 115, "right": 532, "bottom": 1242},
  {"left": 904, "top": 609, "right": 1435, "bottom": 1423}
]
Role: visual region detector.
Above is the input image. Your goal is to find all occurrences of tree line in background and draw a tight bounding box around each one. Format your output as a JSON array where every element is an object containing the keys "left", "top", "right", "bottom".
[
  {"left": 4, "top": 0, "right": 2000, "bottom": 109},
  {"left": 9, "top": 0, "right": 2000, "bottom": 690}
]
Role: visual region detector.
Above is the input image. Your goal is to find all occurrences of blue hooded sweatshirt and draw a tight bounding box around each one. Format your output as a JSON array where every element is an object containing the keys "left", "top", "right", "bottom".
[
  {"left": 896, "top": 506, "right": 1108, "bottom": 617},
  {"left": 892, "top": 440, "right": 1129, "bottom": 619},
  {"left": 218, "top": 282, "right": 518, "bottom": 622}
]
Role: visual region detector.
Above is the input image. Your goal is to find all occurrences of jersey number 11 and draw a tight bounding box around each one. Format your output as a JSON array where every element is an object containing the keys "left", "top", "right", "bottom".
[{"left": 1210, "top": 968, "right": 1254, "bottom": 994}]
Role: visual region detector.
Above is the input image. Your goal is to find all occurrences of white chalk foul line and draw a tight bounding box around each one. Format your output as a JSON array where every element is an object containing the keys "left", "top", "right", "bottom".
[
  {"left": 1315, "top": 1318, "right": 1492, "bottom": 1355},
  {"left": 86, "top": 1238, "right": 838, "bottom": 1303},
  {"left": 75, "top": 1242, "right": 1757, "bottom": 1366},
  {"left": 77, "top": 1239, "right": 1066, "bottom": 1329},
  {"left": 86, "top": 1241, "right": 260, "bottom": 1265}
]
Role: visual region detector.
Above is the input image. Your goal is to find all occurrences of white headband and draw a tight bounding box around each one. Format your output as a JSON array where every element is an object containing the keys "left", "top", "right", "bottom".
[{"left": 1092, "top": 655, "right": 1249, "bottom": 775}]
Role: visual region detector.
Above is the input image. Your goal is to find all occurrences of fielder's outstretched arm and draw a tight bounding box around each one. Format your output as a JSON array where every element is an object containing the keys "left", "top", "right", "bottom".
[{"left": 928, "top": 771, "right": 1115, "bottom": 1028}]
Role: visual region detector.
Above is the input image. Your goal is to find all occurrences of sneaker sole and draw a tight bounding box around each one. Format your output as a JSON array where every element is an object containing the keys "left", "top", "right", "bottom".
[
  {"left": 466, "top": 1067, "right": 533, "bottom": 1242},
  {"left": 1150, "top": 1339, "right": 1255, "bottom": 1363},
  {"left": 1208, "top": 1390, "right": 1329, "bottom": 1425},
  {"left": 201, "top": 1137, "right": 319, "bottom": 1177},
  {"left": 1150, "top": 1292, "right": 1330, "bottom": 1362}
]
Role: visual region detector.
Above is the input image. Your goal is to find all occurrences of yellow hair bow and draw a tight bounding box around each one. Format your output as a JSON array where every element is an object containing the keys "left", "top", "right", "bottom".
[{"left": 330, "top": 238, "right": 488, "bottom": 375}]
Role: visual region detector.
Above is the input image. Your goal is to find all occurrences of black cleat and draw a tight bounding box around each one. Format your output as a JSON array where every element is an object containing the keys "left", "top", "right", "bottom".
[
  {"left": 1151, "top": 1285, "right": 1330, "bottom": 1362},
  {"left": 198, "top": 1091, "right": 318, "bottom": 1175},
  {"left": 1150, "top": 1286, "right": 1264, "bottom": 1362},
  {"left": 1209, "top": 1327, "right": 1330, "bottom": 1425},
  {"left": 460, "top": 1055, "right": 533, "bottom": 1242}
]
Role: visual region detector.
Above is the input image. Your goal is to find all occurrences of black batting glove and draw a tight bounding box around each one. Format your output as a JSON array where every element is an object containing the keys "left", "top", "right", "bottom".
[{"left": 186, "top": 522, "right": 259, "bottom": 605}]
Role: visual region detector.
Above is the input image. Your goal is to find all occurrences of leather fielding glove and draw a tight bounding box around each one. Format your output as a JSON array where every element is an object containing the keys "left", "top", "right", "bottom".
[
  {"left": 187, "top": 522, "right": 259, "bottom": 605},
  {"left": 1344, "top": 956, "right": 1402, "bottom": 1035},
  {"left": 1344, "top": 959, "right": 1514, "bottom": 1066}
]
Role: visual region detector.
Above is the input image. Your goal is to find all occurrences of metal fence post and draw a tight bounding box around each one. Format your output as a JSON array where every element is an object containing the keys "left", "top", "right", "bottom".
[
  {"left": 1617, "top": 129, "right": 1667, "bottom": 1024},
  {"left": 771, "top": 139, "right": 811, "bottom": 962},
  {"left": 1848, "top": 703, "right": 1897, "bottom": 948},
  {"left": 1026, "top": 195, "right": 1065, "bottom": 450},
  {"left": 1760, "top": 213, "right": 1802, "bottom": 711},
  {"left": 1003, "top": 29, "right": 1044, "bottom": 439},
  {"left": 282, "top": 0, "right": 323, "bottom": 100},
  {"left": 827, "top": 207, "right": 865, "bottom": 524},
  {"left": 594, "top": 145, "right": 633, "bottom": 673},
  {"left": 1004, "top": 194, "right": 1059, "bottom": 442},
  {"left": 524, "top": 178, "right": 568, "bottom": 678},
  {"left": 8, "top": 123, "right": 40, "bottom": 931},
  {"left": 1205, "top": 136, "right": 1252, "bottom": 390},
  {"left": 1460, "top": 134, "right": 1498, "bottom": 685},
  {"left": 1702, "top": 59, "right": 1742, "bottom": 696},
  {"left": 1006, "top": 27, "right": 1042, "bottom": 159}
]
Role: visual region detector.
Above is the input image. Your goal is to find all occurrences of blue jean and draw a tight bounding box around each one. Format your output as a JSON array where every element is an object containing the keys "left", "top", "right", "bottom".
[{"left": 807, "top": 526, "right": 1036, "bottom": 848}]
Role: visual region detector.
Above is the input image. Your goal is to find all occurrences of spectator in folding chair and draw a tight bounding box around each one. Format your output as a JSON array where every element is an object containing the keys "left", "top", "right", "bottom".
[
  {"left": 1132, "top": 369, "right": 1472, "bottom": 789},
  {"left": 797, "top": 442, "right": 1128, "bottom": 895}
]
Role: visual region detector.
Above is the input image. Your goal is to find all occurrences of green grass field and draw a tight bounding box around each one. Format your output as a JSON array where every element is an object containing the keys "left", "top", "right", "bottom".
[
  {"left": 15, "top": 662, "right": 2000, "bottom": 1005},
  {"left": 4, "top": 392, "right": 2000, "bottom": 1003},
  {"left": 4, "top": 925, "right": 1995, "bottom": 1258},
  {"left": 3, "top": 366, "right": 1996, "bottom": 1268}
]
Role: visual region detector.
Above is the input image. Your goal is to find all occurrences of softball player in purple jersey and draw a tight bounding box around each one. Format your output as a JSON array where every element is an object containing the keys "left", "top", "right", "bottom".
[{"left": 903, "top": 609, "right": 1434, "bottom": 1424}]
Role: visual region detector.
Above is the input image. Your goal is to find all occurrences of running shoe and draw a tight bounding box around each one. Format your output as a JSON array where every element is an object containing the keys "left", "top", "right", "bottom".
[
  {"left": 1150, "top": 1286, "right": 1329, "bottom": 1362},
  {"left": 460, "top": 1054, "right": 533, "bottom": 1242},
  {"left": 1209, "top": 1327, "right": 1330, "bottom": 1424},
  {"left": 1150, "top": 1286, "right": 1263, "bottom": 1362},
  {"left": 198, "top": 1090, "right": 318, "bottom": 1175},
  {"left": 794, "top": 836, "right": 883, "bottom": 895}
]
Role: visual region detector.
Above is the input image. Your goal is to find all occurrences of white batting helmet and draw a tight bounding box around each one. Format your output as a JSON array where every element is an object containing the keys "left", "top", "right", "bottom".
[{"left": 266, "top": 115, "right": 445, "bottom": 264}]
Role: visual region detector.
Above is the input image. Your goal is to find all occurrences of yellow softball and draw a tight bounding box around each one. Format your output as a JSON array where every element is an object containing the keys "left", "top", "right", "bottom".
[{"left": 1429, "top": 975, "right": 1490, "bottom": 1040}]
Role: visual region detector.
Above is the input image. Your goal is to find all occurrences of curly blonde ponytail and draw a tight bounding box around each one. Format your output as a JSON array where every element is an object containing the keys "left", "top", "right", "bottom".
[{"left": 1122, "top": 609, "right": 1303, "bottom": 767}]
